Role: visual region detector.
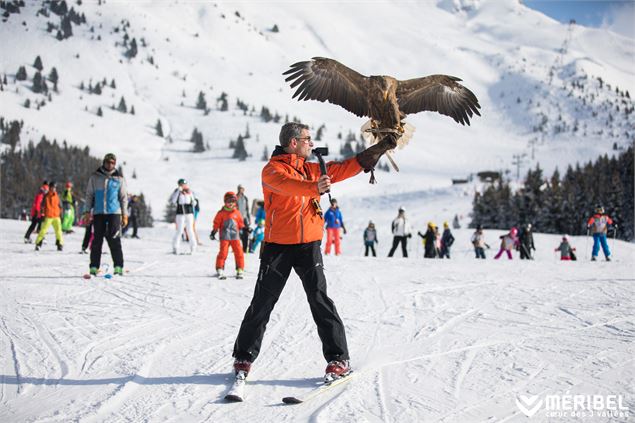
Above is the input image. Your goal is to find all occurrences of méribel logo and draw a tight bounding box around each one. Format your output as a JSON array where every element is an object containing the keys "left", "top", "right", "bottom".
[{"left": 516, "top": 394, "right": 543, "bottom": 417}]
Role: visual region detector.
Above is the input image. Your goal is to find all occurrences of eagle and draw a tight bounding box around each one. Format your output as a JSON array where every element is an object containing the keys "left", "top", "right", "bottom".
[{"left": 283, "top": 57, "right": 481, "bottom": 171}]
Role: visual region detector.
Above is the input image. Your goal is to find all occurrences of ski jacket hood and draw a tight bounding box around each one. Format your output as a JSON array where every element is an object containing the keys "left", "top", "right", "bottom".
[{"left": 262, "top": 148, "right": 362, "bottom": 244}]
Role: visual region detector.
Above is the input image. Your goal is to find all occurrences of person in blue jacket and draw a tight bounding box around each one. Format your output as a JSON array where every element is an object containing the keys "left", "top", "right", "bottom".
[
  {"left": 324, "top": 198, "right": 346, "bottom": 255},
  {"left": 85, "top": 153, "right": 128, "bottom": 276}
]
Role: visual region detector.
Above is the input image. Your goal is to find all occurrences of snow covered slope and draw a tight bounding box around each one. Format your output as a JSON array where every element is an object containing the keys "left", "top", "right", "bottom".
[{"left": 0, "top": 219, "right": 633, "bottom": 422}]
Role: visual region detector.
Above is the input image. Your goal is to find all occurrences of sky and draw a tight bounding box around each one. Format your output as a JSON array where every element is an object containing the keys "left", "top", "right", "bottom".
[{"left": 524, "top": 0, "right": 635, "bottom": 38}]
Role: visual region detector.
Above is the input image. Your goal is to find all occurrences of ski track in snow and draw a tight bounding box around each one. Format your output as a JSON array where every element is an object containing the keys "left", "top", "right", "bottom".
[{"left": 1, "top": 219, "right": 634, "bottom": 422}]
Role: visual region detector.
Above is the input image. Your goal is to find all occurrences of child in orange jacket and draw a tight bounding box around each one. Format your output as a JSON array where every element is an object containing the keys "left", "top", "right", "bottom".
[{"left": 211, "top": 191, "right": 245, "bottom": 279}]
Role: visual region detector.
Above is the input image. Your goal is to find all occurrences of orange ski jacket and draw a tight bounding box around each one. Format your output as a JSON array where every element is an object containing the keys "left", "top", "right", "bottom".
[
  {"left": 213, "top": 207, "right": 244, "bottom": 241},
  {"left": 262, "top": 146, "right": 362, "bottom": 244},
  {"left": 42, "top": 191, "right": 61, "bottom": 218}
]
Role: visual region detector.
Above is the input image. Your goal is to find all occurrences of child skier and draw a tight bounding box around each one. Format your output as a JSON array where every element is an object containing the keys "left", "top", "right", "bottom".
[
  {"left": 439, "top": 221, "right": 455, "bottom": 259},
  {"left": 363, "top": 220, "right": 378, "bottom": 257},
  {"left": 324, "top": 198, "right": 346, "bottom": 256},
  {"left": 34, "top": 181, "right": 64, "bottom": 251},
  {"left": 471, "top": 224, "right": 489, "bottom": 259},
  {"left": 418, "top": 222, "right": 438, "bottom": 258},
  {"left": 211, "top": 191, "right": 245, "bottom": 279},
  {"left": 555, "top": 235, "right": 576, "bottom": 261},
  {"left": 494, "top": 227, "right": 519, "bottom": 260},
  {"left": 249, "top": 219, "right": 265, "bottom": 254},
  {"left": 586, "top": 206, "right": 614, "bottom": 261},
  {"left": 61, "top": 181, "right": 75, "bottom": 233}
]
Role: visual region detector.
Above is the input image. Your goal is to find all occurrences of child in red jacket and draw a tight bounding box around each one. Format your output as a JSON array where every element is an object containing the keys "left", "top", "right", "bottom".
[{"left": 211, "top": 192, "right": 245, "bottom": 279}]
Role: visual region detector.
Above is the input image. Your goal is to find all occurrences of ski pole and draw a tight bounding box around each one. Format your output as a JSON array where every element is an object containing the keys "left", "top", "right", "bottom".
[
  {"left": 584, "top": 228, "right": 590, "bottom": 260},
  {"left": 611, "top": 226, "right": 618, "bottom": 259}
]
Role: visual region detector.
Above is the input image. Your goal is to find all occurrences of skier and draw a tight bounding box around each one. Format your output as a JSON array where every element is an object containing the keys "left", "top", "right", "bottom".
[
  {"left": 471, "top": 224, "right": 489, "bottom": 259},
  {"left": 519, "top": 223, "right": 535, "bottom": 260},
  {"left": 418, "top": 222, "right": 438, "bottom": 258},
  {"left": 324, "top": 198, "right": 346, "bottom": 256},
  {"left": 494, "top": 227, "right": 519, "bottom": 260},
  {"left": 236, "top": 184, "right": 251, "bottom": 253},
  {"left": 61, "top": 181, "right": 75, "bottom": 233},
  {"left": 555, "top": 235, "right": 577, "bottom": 261},
  {"left": 452, "top": 214, "right": 461, "bottom": 229},
  {"left": 248, "top": 219, "right": 265, "bottom": 254},
  {"left": 231, "top": 121, "right": 392, "bottom": 389},
  {"left": 79, "top": 206, "right": 93, "bottom": 254},
  {"left": 439, "top": 221, "right": 455, "bottom": 259},
  {"left": 85, "top": 153, "right": 128, "bottom": 276},
  {"left": 363, "top": 220, "right": 378, "bottom": 257},
  {"left": 169, "top": 179, "right": 197, "bottom": 254},
  {"left": 210, "top": 191, "right": 245, "bottom": 279},
  {"left": 388, "top": 207, "right": 412, "bottom": 257},
  {"left": 24, "top": 181, "right": 48, "bottom": 243},
  {"left": 127, "top": 194, "right": 140, "bottom": 239},
  {"left": 586, "top": 206, "right": 614, "bottom": 261},
  {"left": 34, "top": 181, "right": 64, "bottom": 251}
]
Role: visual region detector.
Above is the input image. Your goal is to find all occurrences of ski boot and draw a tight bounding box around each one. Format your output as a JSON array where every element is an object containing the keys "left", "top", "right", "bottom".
[
  {"left": 24, "top": 237, "right": 31, "bottom": 244},
  {"left": 114, "top": 266, "right": 124, "bottom": 276},
  {"left": 236, "top": 268, "right": 244, "bottom": 279},
  {"left": 89, "top": 267, "right": 98, "bottom": 276},
  {"left": 324, "top": 359, "right": 351, "bottom": 383},
  {"left": 217, "top": 268, "right": 227, "bottom": 280},
  {"left": 35, "top": 241, "right": 42, "bottom": 251},
  {"left": 591, "top": 256, "right": 597, "bottom": 261},
  {"left": 233, "top": 359, "right": 252, "bottom": 379},
  {"left": 605, "top": 257, "right": 611, "bottom": 262},
  {"left": 56, "top": 242, "right": 63, "bottom": 251}
]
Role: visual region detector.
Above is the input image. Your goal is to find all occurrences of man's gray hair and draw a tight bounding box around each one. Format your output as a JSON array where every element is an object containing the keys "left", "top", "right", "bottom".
[{"left": 279, "top": 122, "right": 309, "bottom": 147}]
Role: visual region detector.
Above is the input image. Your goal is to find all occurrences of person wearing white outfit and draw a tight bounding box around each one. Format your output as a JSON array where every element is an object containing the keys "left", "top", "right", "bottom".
[{"left": 170, "top": 179, "right": 197, "bottom": 254}]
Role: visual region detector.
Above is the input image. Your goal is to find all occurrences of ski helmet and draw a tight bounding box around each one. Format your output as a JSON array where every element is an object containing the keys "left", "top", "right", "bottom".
[
  {"left": 178, "top": 178, "right": 187, "bottom": 185},
  {"left": 595, "top": 205, "right": 604, "bottom": 214},
  {"left": 398, "top": 206, "right": 405, "bottom": 213},
  {"left": 476, "top": 224, "right": 483, "bottom": 230},
  {"left": 510, "top": 227, "right": 518, "bottom": 236},
  {"left": 65, "top": 181, "right": 73, "bottom": 188},
  {"left": 224, "top": 191, "right": 237, "bottom": 202}
]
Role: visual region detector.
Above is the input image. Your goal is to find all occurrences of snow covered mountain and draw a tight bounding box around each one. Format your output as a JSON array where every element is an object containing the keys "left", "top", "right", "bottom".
[
  {"left": 1, "top": 0, "right": 633, "bottom": 226},
  {"left": 1, "top": 2, "right": 634, "bottom": 421}
]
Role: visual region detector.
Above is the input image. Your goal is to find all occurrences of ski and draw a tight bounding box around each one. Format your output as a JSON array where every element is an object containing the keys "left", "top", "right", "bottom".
[
  {"left": 224, "top": 372, "right": 247, "bottom": 402},
  {"left": 282, "top": 371, "right": 354, "bottom": 405}
]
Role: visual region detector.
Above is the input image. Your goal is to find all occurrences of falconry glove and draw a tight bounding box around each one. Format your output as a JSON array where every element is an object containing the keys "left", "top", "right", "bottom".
[{"left": 356, "top": 135, "right": 398, "bottom": 183}]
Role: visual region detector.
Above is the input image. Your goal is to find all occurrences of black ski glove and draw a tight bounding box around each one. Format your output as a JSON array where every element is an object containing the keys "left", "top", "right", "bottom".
[{"left": 210, "top": 230, "right": 217, "bottom": 240}]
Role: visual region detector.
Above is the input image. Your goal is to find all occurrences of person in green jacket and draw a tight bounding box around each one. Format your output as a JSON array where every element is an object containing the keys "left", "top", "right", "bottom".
[{"left": 61, "top": 181, "right": 76, "bottom": 233}]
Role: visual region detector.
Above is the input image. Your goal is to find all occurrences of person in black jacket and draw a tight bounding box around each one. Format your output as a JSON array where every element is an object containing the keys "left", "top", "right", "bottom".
[
  {"left": 439, "top": 221, "right": 455, "bottom": 258},
  {"left": 519, "top": 223, "right": 535, "bottom": 260},
  {"left": 418, "top": 222, "right": 438, "bottom": 258}
]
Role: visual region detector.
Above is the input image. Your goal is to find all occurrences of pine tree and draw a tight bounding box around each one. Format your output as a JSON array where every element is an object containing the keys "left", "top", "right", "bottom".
[
  {"left": 261, "top": 146, "right": 269, "bottom": 161},
  {"left": 110, "top": 78, "right": 116, "bottom": 89},
  {"left": 97, "top": 107, "right": 103, "bottom": 117},
  {"left": 48, "top": 67, "right": 58, "bottom": 84},
  {"left": 61, "top": 15, "right": 73, "bottom": 39},
  {"left": 117, "top": 96, "right": 127, "bottom": 113},
  {"left": 130, "top": 105, "right": 135, "bottom": 115},
  {"left": 196, "top": 91, "right": 207, "bottom": 110},
  {"left": 155, "top": 119, "right": 164, "bottom": 137},
  {"left": 16, "top": 66, "right": 27, "bottom": 81},
  {"left": 93, "top": 82, "right": 102, "bottom": 95},
  {"left": 24, "top": 98, "right": 31, "bottom": 108},
  {"left": 217, "top": 92, "right": 228, "bottom": 111},
  {"left": 32, "top": 71, "right": 44, "bottom": 93},
  {"left": 126, "top": 38, "right": 138, "bottom": 58},
  {"left": 33, "top": 55, "right": 44, "bottom": 71},
  {"left": 233, "top": 135, "right": 247, "bottom": 161}
]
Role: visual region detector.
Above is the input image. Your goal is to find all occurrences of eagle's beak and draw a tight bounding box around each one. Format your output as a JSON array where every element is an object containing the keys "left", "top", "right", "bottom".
[{"left": 383, "top": 90, "right": 388, "bottom": 101}]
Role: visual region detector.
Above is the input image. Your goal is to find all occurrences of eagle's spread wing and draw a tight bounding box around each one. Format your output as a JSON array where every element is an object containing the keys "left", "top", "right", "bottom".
[
  {"left": 396, "top": 75, "right": 481, "bottom": 125},
  {"left": 283, "top": 57, "right": 371, "bottom": 118}
]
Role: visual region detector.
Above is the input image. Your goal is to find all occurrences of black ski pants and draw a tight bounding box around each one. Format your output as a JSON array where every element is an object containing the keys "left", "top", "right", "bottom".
[
  {"left": 233, "top": 241, "right": 349, "bottom": 363},
  {"left": 24, "top": 216, "right": 43, "bottom": 239},
  {"left": 388, "top": 236, "right": 408, "bottom": 257},
  {"left": 364, "top": 243, "right": 376, "bottom": 257},
  {"left": 90, "top": 214, "right": 124, "bottom": 269}
]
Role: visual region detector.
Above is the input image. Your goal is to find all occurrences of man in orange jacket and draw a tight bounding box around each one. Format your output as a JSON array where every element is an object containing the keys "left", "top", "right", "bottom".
[{"left": 231, "top": 122, "right": 395, "bottom": 384}]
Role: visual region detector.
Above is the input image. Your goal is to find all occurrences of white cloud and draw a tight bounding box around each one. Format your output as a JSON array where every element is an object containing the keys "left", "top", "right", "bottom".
[{"left": 602, "top": 2, "right": 635, "bottom": 39}]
